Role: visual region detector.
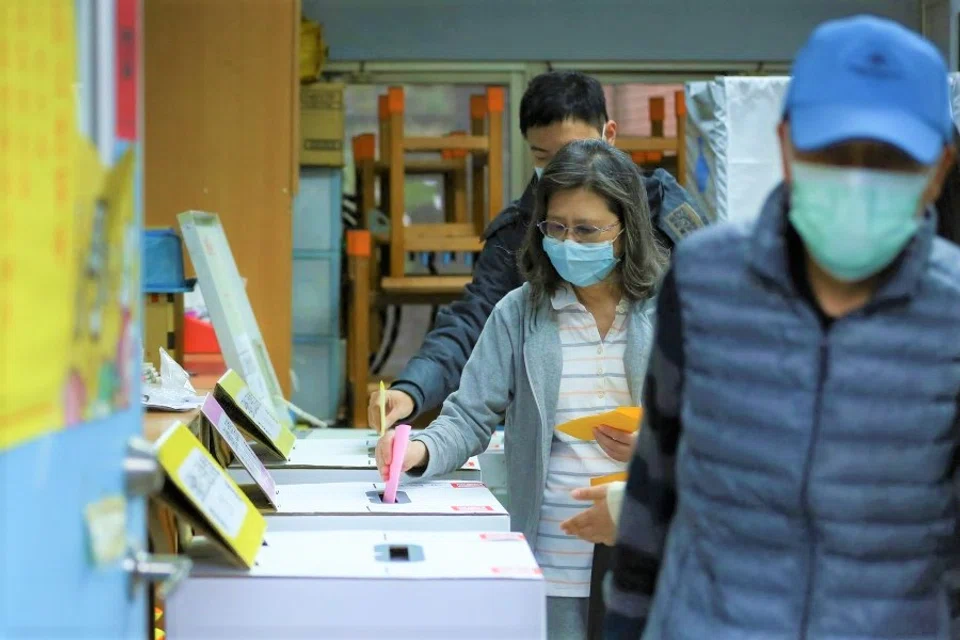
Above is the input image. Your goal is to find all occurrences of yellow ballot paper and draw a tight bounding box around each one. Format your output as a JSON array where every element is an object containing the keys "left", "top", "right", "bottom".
[
  {"left": 379, "top": 381, "right": 387, "bottom": 436},
  {"left": 214, "top": 370, "right": 296, "bottom": 460},
  {"left": 153, "top": 422, "right": 266, "bottom": 568},
  {"left": 591, "top": 471, "right": 628, "bottom": 487},
  {"left": 556, "top": 407, "right": 643, "bottom": 441}
]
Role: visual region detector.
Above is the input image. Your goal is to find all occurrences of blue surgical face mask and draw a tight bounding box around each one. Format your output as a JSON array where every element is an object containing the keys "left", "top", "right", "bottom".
[
  {"left": 788, "top": 160, "right": 930, "bottom": 282},
  {"left": 542, "top": 235, "right": 621, "bottom": 288}
]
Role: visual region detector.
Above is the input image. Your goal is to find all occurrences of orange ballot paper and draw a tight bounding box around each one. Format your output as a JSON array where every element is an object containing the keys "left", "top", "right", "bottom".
[
  {"left": 591, "top": 471, "right": 628, "bottom": 487},
  {"left": 555, "top": 407, "right": 643, "bottom": 441}
]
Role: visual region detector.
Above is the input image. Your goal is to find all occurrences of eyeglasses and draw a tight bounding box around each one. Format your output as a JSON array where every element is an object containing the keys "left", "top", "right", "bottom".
[{"left": 537, "top": 220, "right": 621, "bottom": 243}]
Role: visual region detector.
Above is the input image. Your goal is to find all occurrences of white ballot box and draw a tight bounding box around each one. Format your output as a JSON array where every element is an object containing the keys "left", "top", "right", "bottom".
[
  {"left": 166, "top": 530, "right": 546, "bottom": 639},
  {"left": 257, "top": 480, "right": 509, "bottom": 533},
  {"left": 480, "top": 429, "right": 509, "bottom": 511},
  {"left": 229, "top": 436, "right": 482, "bottom": 485}
]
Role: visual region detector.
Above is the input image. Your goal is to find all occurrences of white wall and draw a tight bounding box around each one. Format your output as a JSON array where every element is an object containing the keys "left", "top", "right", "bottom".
[{"left": 304, "top": 0, "right": 922, "bottom": 63}]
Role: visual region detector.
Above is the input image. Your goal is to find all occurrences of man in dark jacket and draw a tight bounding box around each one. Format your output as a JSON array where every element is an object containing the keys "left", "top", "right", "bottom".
[
  {"left": 606, "top": 16, "right": 960, "bottom": 639},
  {"left": 369, "top": 70, "right": 707, "bottom": 428}
]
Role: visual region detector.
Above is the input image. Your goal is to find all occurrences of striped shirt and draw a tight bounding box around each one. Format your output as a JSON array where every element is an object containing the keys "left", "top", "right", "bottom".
[{"left": 534, "top": 285, "right": 632, "bottom": 598}]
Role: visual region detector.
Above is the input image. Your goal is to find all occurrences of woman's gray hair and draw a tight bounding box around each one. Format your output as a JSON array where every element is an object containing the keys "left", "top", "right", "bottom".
[{"left": 520, "top": 139, "right": 668, "bottom": 306}]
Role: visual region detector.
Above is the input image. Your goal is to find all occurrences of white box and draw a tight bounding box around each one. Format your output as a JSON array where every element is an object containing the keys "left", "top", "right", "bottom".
[
  {"left": 685, "top": 76, "right": 790, "bottom": 225},
  {"left": 480, "top": 430, "right": 509, "bottom": 512},
  {"left": 257, "top": 480, "right": 509, "bottom": 533},
  {"left": 166, "top": 530, "right": 546, "bottom": 639},
  {"left": 229, "top": 437, "right": 482, "bottom": 485}
]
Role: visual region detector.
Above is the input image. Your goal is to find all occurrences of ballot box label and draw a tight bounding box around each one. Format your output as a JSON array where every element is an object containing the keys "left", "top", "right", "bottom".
[
  {"left": 234, "top": 387, "right": 282, "bottom": 441},
  {"left": 491, "top": 566, "right": 543, "bottom": 577},
  {"left": 451, "top": 505, "right": 495, "bottom": 512},
  {"left": 203, "top": 395, "right": 277, "bottom": 504},
  {"left": 450, "top": 482, "right": 485, "bottom": 489},
  {"left": 480, "top": 533, "right": 525, "bottom": 542},
  {"left": 178, "top": 448, "right": 247, "bottom": 538}
]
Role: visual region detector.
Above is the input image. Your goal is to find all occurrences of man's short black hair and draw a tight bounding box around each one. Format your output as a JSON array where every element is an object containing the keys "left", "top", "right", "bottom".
[{"left": 519, "top": 70, "right": 608, "bottom": 137}]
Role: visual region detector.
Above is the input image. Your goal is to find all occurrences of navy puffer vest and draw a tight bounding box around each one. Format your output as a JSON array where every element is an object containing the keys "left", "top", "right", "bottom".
[{"left": 646, "top": 186, "right": 960, "bottom": 640}]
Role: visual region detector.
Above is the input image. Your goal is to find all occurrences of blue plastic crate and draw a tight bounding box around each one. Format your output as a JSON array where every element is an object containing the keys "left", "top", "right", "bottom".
[
  {"left": 143, "top": 228, "right": 195, "bottom": 293},
  {"left": 293, "top": 168, "right": 342, "bottom": 253},
  {"left": 291, "top": 336, "right": 344, "bottom": 422},
  {"left": 292, "top": 253, "right": 339, "bottom": 337}
]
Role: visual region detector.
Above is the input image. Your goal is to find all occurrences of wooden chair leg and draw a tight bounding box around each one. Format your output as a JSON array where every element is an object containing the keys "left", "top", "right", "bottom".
[
  {"left": 675, "top": 90, "right": 687, "bottom": 187},
  {"left": 650, "top": 96, "right": 665, "bottom": 138},
  {"left": 486, "top": 87, "right": 505, "bottom": 223},
  {"left": 470, "top": 95, "right": 487, "bottom": 237},
  {"left": 347, "top": 230, "right": 371, "bottom": 428},
  {"left": 387, "top": 87, "right": 406, "bottom": 278},
  {"left": 352, "top": 134, "right": 376, "bottom": 228}
]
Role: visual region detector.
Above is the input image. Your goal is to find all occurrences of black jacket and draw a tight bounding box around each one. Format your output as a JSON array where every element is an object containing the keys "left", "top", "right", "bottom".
[{"left": 391, "top": 168, "right": 708, "bottom": 417}]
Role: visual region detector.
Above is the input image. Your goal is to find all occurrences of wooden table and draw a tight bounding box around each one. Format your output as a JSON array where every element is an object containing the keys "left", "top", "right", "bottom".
[{"left": 143, "top": 369, "right": 220, "bottom": 442}]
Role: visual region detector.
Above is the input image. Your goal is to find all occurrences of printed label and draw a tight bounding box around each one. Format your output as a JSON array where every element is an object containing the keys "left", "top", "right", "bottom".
[
  {"left": 213, "top": 411, "right": 276, "bottom": 501},
  {"left": 464, "top": 459, "right": 479, "bottom": 468},
  {"left": 84, "top": 495, "right": 127, "bottom": 566},
  {"left": 234, "top": 387, "right": 282, "bottom": 442},
  {"left": 480, "top": 533, "right": 524, "bottom": 542},
  {"left": 491, "top": 567, "right": 543, "bottom": 576},
  {"left": 450, "top": 482, "right": 484, "bottom": 489},
  {"left": 178, "top": 449, "right": 246, "bottom": 538},
  {"left": 450, "top": 505, "right": 494, "bottom": 512},
  {"left": 236, "top": 337, "right": 270, "bottom": 405}
]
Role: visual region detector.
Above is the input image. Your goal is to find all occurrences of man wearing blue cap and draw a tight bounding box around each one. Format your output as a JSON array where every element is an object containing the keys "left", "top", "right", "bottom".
[{"left": 606, "top": 15, "right": 959, "bottom": 640}]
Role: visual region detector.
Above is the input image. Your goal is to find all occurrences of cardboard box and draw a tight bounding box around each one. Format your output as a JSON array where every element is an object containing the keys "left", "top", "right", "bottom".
[
  {"left": 166, "top": 530, "right": 546, "bottom": 639},
  {"left": 300, "top": 82, "right": 344, "bottom": 167},
  {"left": 228, "top": 436, "right": 482, "bottom": 485},
  {"left": 143, "top": 293, "right": 183, "bottom": 369},
  {"left": 251, "top": 480, "right": 509, "bottom": 533}
]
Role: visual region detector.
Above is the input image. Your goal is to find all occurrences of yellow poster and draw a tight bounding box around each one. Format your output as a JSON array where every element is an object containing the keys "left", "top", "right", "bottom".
[
  {"left": 0, "top": 2, "right": 78, "bottom": 449},
  {"left": 0, "top": 2, "right": 139, "bottom": 451}
]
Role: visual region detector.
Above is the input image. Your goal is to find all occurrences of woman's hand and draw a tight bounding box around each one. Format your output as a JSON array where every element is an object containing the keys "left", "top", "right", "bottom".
[
  {"left": 560, "top": 485, "right": 617, "bottom": 546},
  {"left": 375, "top": 428, "right": 428, "bottom": 480},
  {"left": 594, "top": 425, "right": 637, "bottom": 462}
]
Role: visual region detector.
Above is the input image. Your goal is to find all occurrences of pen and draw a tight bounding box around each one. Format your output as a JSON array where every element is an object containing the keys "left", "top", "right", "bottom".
[{"left": 378, "top": 380, "right": 387, "bottom": 436}]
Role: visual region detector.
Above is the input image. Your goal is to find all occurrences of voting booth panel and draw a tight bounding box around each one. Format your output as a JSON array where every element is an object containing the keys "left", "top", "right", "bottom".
[
  {"left": 685, "top": 76, "right": 791, "bottom": 225},
  {"left": 951, "top": 73, "right": 960, "bottom": 128},
  {"left": 685, "top": 73, "right": 960, "bottom": 227},
  {"left": 166, "top": 531, "right": 546, "bottom": 639},
  {"left": 179, "top": 212, "right": 294, "bottom": 432}
]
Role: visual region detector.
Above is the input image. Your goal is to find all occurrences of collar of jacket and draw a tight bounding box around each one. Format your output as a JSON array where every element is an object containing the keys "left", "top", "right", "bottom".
[{"left": 747, "top": 183, "right": 937, "bottom": 308}]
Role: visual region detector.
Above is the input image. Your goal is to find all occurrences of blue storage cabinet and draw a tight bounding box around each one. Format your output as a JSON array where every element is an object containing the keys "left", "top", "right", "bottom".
[{"left": 291, "top": 168, "right": 343, "bottom": 421}]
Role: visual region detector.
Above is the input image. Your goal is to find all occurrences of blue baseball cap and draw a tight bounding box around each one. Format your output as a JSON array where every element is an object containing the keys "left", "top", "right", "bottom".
[{"left": 784, "top": 15, "right": 952, "bottom": 165}]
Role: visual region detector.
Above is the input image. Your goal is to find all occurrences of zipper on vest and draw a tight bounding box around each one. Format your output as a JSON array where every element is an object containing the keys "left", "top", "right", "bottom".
[{"left": 798, "top": 336, "right": 829, "bottom": 640}]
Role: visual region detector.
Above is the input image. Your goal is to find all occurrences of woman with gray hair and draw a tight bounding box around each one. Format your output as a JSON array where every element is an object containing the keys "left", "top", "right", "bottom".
[{"left": 375, "top": 139, "right": 668, "bottom": 638}]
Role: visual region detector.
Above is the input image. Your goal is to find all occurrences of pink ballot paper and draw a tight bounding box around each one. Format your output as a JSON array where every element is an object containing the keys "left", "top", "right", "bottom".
[{"left": 383, "top": 424, "right": 411, "bottom": 504}]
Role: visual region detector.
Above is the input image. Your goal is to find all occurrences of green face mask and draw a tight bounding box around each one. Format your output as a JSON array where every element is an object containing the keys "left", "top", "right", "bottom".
[{"left": 788, "top": 161, "right": 930, "bottom": 282}]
